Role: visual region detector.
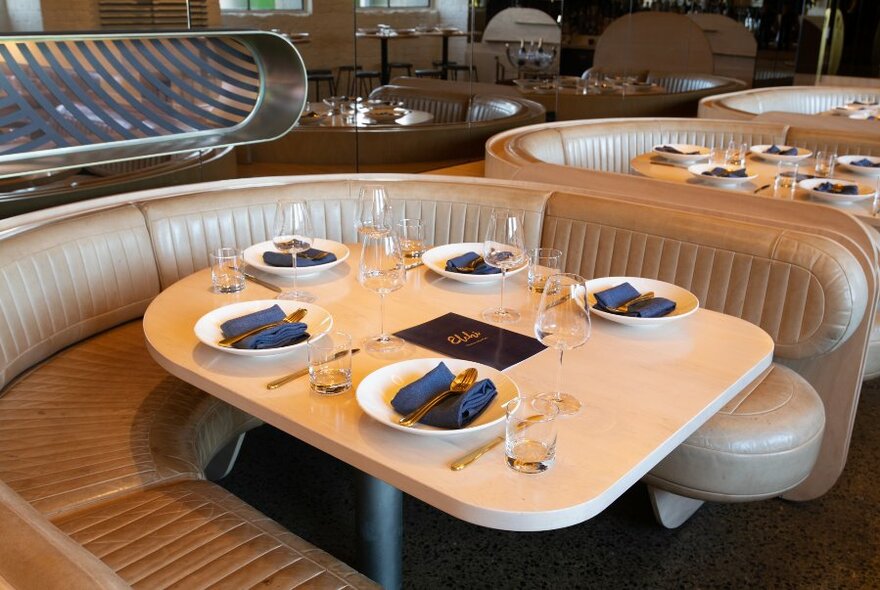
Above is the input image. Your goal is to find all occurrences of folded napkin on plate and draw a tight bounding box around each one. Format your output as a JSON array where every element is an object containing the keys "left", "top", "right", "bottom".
[
  {"left": 852, "top": 158, "right": 880, "bottom": 168},
  {"left": 219, "top": 304, "right": 308, "bottom": 349},
  {"left": 815, "top": 182, "right": 860, "bottom": 195},
  {"left": 445, "top": 251, "right": 504, "bottom": 275},
  {"left": 390, "top": 361, "right": 497, "bottom": 429},
  {"left": 262, "top": 248, "right": 337, "bottom": 268},
  {"left": 656, "top": 145, "right": 700, "bottom": 155},
  {"left": 593, "top": 282, "right": 677, "bottom": 318},
  {"left": 765, "top": 145, "right": 799, "bottom": 156},
  {"left": 702, "top": 167, "right": 747, "bottom": 178}
]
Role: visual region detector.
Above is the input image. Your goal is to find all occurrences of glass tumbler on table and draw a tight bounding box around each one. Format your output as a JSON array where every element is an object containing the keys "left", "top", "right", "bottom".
[
  {"left": 359, "top": 232, "right": 406, "bottom": 355},
  {"left": 505, "top": 395, "right": 558, "bottom": 474},
  {"left": 397, "top": 218, "right": 426, "bottom": 259},
  {"left": 308, "top": 331, "right": 353, "bottom": 396},
  {"left": 535, "top": 272, "right": 591, "bottom": 415},
  {"left": 725, "top": 140, "right": 748, "bottom": 167},
  {"left": 273, "top": 200, "right": 315, "bottom": 302},
  {"left": 210, "top": 247, "right": 245, "bottom": 294},
  {"left": 528, "top": 247, "right": 562, "bottom": 294},
  {"left": 773, "top": 160, "right": 799, "bottom": 199},
  {"left": 481, "top": 209, "right": 527, "bottom": 324},
  {"left": 356, "top": 185, "right": 393, "bottom": 237},
  {"left": 814, "top": 151, "right": 837, "bottom": 178}
]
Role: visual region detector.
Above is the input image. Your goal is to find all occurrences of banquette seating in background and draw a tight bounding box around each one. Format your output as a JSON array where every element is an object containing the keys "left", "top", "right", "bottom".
[
  {"left": 698, "top": 86, "right": 880, "bottom": 120},
  {"left": 243, "top": 87, "right": 544, "bottom": 173},
  {"left": 0, "top": 174, "right": 870, "bottom": 584}
]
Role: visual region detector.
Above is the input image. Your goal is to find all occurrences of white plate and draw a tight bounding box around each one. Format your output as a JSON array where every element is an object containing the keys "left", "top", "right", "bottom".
[
  {"left": 421, "top": 242, "right": 527, "bottom": 285},
  {"left": 651, "top": 144, "right": 710, "bottom": 163},
  {"left": 837, "top": 155, "right": 880, "bottom": 176},
  {"left": 586, "top": 277, "right": 700, "bottom": 327},
  {"left": 798, "top": 178, "right": 876, "bottom": 205},
  {"left": 356, "top": 358, "right": 520, "bottom": 437},
  {"left": 749, "top": 145, "right": 812, "bottom": 163},
  {"left": 848, "top": 110, "right": 879, "bottom": 120},
  {"left": 687, "top": 163, "right": 758, "bottom": 186},
  {"left": 243, "top": 238, "right": 349, "bottom": 277},
  {"left": 194, "top": 299, "right": 332, "bottom": 356}
]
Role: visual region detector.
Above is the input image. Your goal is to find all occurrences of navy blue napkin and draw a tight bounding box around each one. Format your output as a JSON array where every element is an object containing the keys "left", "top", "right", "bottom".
[
  {"left": 390, "top": 361, "right": 498, "bottom": 428},
  {"left": 262, "top": 248, "right": 337, "bottom": 268},
  {"left": 445, "top": 251, "right": 502, "bottom": 275},
  {"left": 702, "top": 167, "right": 747, "bottom": 178},
  {"left": 816, "top": 182, "right": 859, "bottom": 195},
  {"left": 219, "top": 304, "right": 309, "bottom": 349},
  {"left": 852, "top": 158, "right": 880, "bottom": 168},
  {"left": 593, "top": 282, "right": 677, "bottom": 318},
  {"left": 765, "top": 145, "right": 798, "bottom": 156},
  {"left": 656, "top": 145, "right": 699, "bottom": 155}
]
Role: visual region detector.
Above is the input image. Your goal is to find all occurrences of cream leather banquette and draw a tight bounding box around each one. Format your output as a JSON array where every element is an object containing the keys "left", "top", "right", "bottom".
[
  {"left": 698, "top": 86, "right": 880, "bottom": 120},
  {"left": 0, "top": 173, "right": 869, "bottom": 563}
]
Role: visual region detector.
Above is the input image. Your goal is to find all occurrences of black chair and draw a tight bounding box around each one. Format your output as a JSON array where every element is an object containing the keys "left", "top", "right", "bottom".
[
  {"left": 414, "top": 68, "right": 444, "bottom": 79},
  {"left": 388, "top": 62, "right": 413, "bottom": 78},
  {"left": 355, "top": 70, "right": 381, "bottom": 96},
  {"left": 307, "top": 69, "right": 336, "bottom": 101},
  {"left": 336, "top": 65, "right": 362, "bottom": 96}
]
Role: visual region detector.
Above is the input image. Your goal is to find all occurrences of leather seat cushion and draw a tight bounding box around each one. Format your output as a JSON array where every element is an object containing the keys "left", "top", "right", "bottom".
[
  {"left": 644, "top": 363, "right": 825, "bottom": 501},
  {"left": 53, "top": 479, "right": 380, "bottom": 589},
  {"left": 0, "top": 320, "right": 261, "bottom": 518}
]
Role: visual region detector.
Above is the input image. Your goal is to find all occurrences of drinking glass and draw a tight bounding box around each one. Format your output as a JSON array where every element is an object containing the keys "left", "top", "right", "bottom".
[
  {"left": 708, "top": 146, "right": 725, "bottom": 166},
  {"left": 272, "top": 200, "right": 315, "bottom": 302},
  {"left": 397, "top": 218, "right": 426, "bottom": 259},
  {"left": 814, "top": 151, "right": 837, "bottom": 177},
  {"left": 359, "top": 232, "right": 406, "bottom": 354},
  {"left": 774, "top": 160, "right": 799, "bottom": 199},
  {"left": 210, "top": 247, "right": 245, "bottom": 293},
  {"left": 308, "top": 331, "right": 353, "bottom": 395},
  {"left": 725, "top": 140, "right": 748, "bottom": 167},
  {"left": 527, "top": 247, "right": 562, "bottom": 293},
  {"left": 356, "top": 185, "right": 393, "bottom": 237},
  {"left": 535, "top": 273, "right": 591, "bottom": 415},
  {"left": 481, "top": 209, "right": 527, "bottom": 324},
  {"left": 505, "top": 396, "right": 558, "bottom": 474}
]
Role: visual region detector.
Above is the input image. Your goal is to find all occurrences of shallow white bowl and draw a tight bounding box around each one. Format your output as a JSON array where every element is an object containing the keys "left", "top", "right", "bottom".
[
  {"left": 421, "top": 242, "right": 527, "bottom": 285},
  {"left": 749, "top": 145, "right": 812, "bottom": 163},
  {"left": 798, "top": 178, "right": 876, "bottom": 205},
  {"left": 243, "top": 238, "right": 349, "bottom": 278},
  {"left": 586, "top": 277, "right": 700, "bottom": 327},
  {"left": 194, "top": 299, "right": 332, "bottom": 356},
  {"left": 687, "top": 163, "right": 758, "bottom": 186},
  {"left": 837, "top": 155, "right": 880, "bottom": 176},
  {"left": 651, "top": 144, "right": 710, "bottom": 163},
  {"left": 356, "top": 358, "right": 520, "bottom": 437}
]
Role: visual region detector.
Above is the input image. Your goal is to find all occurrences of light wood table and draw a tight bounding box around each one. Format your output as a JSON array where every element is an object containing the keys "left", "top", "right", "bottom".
[
  {"left": 630, "top": 151, "right": 880, "bottom": 227},
  {"left": 144, "top": 246, "right": 773, "bottom": 588}
]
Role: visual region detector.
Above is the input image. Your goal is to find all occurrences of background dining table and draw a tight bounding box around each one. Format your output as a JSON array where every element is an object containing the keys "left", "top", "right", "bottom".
[
  {"left": 143, "top": 244, "right": 774, "bottom": 589},
  {"left": 357, "top": 28, "right": 467, "bottom": 85}
]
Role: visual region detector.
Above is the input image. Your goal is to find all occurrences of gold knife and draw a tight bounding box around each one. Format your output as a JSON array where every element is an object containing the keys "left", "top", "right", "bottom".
[
  {"left": 244, "top": 273, "right": 282, "bottom": 293},
  {"left": 266, "top": 348, "right": 360, "bottom": 389}
]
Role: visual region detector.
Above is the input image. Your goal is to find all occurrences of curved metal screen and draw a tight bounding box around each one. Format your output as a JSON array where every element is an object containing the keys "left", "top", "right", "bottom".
[{"left": 0, "top": 30, "right": 307, "bottom": 178}]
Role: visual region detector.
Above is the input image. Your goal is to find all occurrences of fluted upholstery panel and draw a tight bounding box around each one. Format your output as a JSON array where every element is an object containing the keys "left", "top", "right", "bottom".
[
  {"left": 53, "top": 480, "right": 379, "bottom": 590},
  {"left": 467, "top": 95, "right": 522, "bottom": 122},
  {"left": 646, "top": 72, "right": 726, "bottom": 93},
  {"left": 369, "top": 85, "right": 469, "bottom": 123},
  {"left": 0, "top": 321, "right": 261, "bottom": 518},
  {"left": 785, "top": 126, "right": 880, "bottom": 157},
  {"left": 141, "top": 179, "right": 550, "bottom": 287},
  {"left": 0, "top": 206, "right": 159, "bottom": 390},
  {"left": 700, "top": 86, "right": 880, "bottom": 119},
  {"left": 541, "top": 193, "right": 866, "bottom": 359}
]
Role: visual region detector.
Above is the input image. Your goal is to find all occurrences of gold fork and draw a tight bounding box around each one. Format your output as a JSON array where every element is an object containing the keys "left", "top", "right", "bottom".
[
  {"left": 218, "top": 308, "right": 307, "bottom": 347},
  {"left": 398, "top": 368, "right": 478, "bottom": 427},
  {"left": 298, "top": 250, "right": 330, "bottom": 261}
]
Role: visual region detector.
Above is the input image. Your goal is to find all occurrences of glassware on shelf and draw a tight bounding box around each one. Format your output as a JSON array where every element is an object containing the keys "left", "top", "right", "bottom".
[
  {"left": 359, "top": 232, "right": 406, "bottom": 355},
  {"left": 272, "top": 200, "right": 315, "bottom": 302},
  {"left": 481, "top": 208, "right": 526, "bottom": 324},
  {"left": 534, "top": 273, "right": 591, "bottom": 415}
]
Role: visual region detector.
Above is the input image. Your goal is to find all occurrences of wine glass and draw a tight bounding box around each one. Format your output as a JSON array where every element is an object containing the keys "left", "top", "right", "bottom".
[
  {"left": 481, "top": 209, "right": 526, "bottom": 324},
  {"left": 273, "top": 200, "right": 315, "bottom": 302},
  {"left": 359, "top": 232, "right": 406, "bottom": 354},
  {"left": 534, "top": 273, "right": 591, "bottom": 415},
  {"left": 356, "top": 185, "right": 393, "bottom": 237}
]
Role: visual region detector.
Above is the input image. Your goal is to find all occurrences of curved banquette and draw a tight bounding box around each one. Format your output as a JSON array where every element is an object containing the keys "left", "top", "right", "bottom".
[
  {"left": 243, "top": 88, "right": 544, "bottom": 173},
  {"left": 0, "top": 173, "right": 871, "bottom": 575},
  {"left": 698, "top": 86, "right": 880, "bottom": 120}
]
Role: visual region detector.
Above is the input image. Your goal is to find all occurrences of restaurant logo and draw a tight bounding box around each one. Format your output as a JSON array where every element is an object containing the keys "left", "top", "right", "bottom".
[{"left": 447, "top": 330, "right": 487, "bottom": 347}]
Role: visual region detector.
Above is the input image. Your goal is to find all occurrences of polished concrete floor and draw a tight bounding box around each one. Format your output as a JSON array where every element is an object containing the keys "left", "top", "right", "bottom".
[{"left": 220, "top": 378, "right": 880, "bottom": 589}]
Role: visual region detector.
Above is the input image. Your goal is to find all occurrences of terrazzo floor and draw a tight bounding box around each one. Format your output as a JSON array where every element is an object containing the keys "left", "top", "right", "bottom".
[{"left": 220, "top": 379, "right": 880, "bottom": 589}]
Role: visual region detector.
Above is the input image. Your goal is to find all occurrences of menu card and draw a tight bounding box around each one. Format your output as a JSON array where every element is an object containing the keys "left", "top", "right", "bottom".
[{"left": 394, "top": 313, "right": 546, "bottom": 370}]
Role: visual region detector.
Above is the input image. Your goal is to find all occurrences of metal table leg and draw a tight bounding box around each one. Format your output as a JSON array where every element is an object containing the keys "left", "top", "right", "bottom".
[{"left": 356, "top": 471, "right": 403, "bottom": 589}]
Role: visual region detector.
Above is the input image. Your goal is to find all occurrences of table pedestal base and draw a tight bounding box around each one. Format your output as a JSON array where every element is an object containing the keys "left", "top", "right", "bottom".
[{"left": 356, "top": 471, "right": 403, "bottom": 589}]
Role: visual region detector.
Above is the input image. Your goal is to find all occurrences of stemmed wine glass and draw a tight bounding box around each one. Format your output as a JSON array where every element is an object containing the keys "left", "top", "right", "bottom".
[
  {"left": 273, "top": 200, "right": 315, "bottom": 302},
  {"left": 481, "top": 208, "right": 526, "bottom": 324},
  {"left": 534, "top": 273, "right": 591, "bottom": 415},
  {"left": 359, "top": 232, "right": 406, "bottom": 354},
  {"left": 356, "top": 185, "right": 393, "bottom": 237}
]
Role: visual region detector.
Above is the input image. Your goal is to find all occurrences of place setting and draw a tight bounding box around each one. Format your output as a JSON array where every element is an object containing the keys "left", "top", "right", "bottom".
[
  {"left": 585, "top": 277, "right": 700, "bottom": 327},
  {"left": 649, "top": 143, "right": 711, "bottom": 167}
]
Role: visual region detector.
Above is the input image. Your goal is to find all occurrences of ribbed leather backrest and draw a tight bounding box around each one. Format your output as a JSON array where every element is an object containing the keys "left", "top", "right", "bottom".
[
  {"left": 541, "top": 192, "right": 867, "bottom": 359},
  {"left": 785, "top": 126, "right": 880, "bottom": 157},
  {"left": 705, "top": 87, "right": 880, "bottom": 117},
  {"left": 468, "top": 96, "right": 523, "bottom": 122},
  {"left": 140, "top": 178, "right": 550, "bottom": 288},
  {"left": 0, "top": 206, "right": 159, "bottom": 390},
  {"left": 646, "top": 72, "right": 724, "bottom": 93},
  {"left": 369, "top": 85, "right": 469, "bottom": 123},
  {"left": 554, "top": 119, "right": 787, "bottom": 173}
]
